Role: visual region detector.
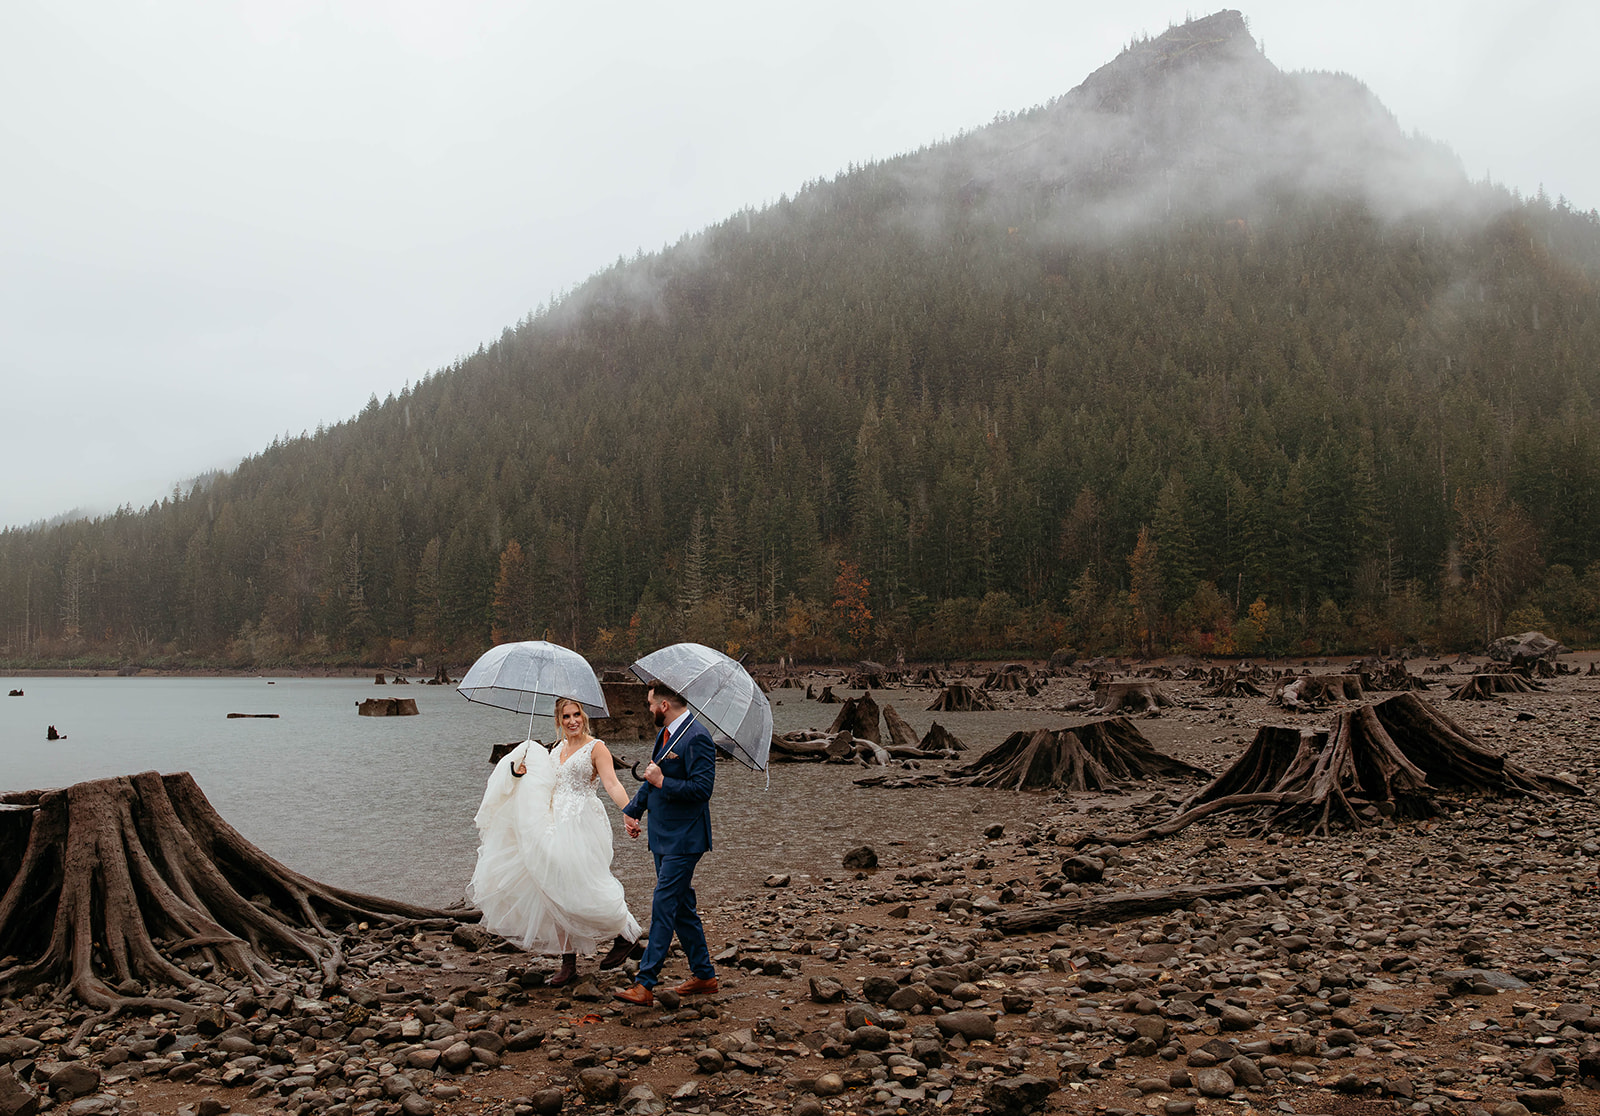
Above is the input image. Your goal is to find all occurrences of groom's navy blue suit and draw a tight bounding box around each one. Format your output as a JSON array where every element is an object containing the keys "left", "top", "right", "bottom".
[{"left": 622, "top": 713, "right": 716, "bottom": 988}]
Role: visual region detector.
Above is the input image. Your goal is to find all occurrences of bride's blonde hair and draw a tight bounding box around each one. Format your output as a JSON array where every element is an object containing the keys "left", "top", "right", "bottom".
[{"left": 553, "top": 696, "right": 591, "bottom": 737}]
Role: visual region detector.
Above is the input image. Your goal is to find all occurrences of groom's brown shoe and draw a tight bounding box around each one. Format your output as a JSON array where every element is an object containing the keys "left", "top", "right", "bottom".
[
  {"left": 673, "top": 975, "right": 718, "bottom": 996},
  {"left": 599, "top": 935, "right": 644, "bottom": 970},
  {"left": 612, "top": 983, "right": 654, "bottom": 1006}
]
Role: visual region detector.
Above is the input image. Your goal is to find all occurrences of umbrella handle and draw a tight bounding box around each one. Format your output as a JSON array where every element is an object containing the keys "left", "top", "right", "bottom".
[{"left": 630, "top": 761, "right": 646, "bottom": 781}]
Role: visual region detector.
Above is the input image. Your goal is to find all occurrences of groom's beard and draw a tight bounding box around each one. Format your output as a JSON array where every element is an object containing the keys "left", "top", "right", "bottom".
[{"left": 653, "top": 709, "right": 666, "bottom": 727}]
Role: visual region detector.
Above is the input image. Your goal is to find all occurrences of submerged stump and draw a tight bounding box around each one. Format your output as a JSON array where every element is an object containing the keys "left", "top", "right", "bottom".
[{"left": 0, "top": 771, "right": 457, "bottom": 1020}]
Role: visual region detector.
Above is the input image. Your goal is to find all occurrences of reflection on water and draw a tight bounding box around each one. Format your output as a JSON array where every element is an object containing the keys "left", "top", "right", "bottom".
[{"left": 0, "top": 677, "right": 1076, "bottom": 910}]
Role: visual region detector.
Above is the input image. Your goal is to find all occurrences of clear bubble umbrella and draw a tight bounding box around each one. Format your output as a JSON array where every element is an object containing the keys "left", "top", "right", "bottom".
[
  {"left": 628, "top": 643, "right": 772, "bottom": 771},
  {"left": 457, "top": 640, "right": 609, "bottom": 740}
]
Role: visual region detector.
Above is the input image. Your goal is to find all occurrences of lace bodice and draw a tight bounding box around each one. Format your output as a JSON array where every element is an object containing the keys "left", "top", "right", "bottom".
[{"left": 548, "top": 739, "right": 602, "bottom": 825}]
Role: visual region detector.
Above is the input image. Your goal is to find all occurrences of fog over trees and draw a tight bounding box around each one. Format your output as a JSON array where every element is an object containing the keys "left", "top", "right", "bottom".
[{"left": 3, "top": 13, "right": 1599, "bottom": 667}]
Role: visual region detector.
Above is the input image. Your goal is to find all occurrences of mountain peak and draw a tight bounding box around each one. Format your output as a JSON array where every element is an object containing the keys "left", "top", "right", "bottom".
[{"left": 1071, "top": 10, "right": 1273, "bottom": 113}]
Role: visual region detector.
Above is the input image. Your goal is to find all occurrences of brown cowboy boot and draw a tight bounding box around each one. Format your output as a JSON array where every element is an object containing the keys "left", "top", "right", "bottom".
[
  {"left": 598, "top": 934, "right": 644, "bottom": 970},
  {"left": 549, "top": 953, "right": 578, "bottom": 986}
]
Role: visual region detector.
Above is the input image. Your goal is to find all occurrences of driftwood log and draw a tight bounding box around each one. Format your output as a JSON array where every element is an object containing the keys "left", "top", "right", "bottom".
[
  {"left": 1082, "top": 694, "right": 1582, "bottom": 843},
  {"left": 0, "top": 772, "right": 456, "bottom": 1026},
  {"left": 987, "top": 879, "right": 1290, "bottom": 935}
]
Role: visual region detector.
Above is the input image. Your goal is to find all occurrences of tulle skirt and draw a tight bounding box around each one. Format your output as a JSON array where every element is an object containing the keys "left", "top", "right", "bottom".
[{"left": 467, "top": 743, "right": 641, "bottom": 956}]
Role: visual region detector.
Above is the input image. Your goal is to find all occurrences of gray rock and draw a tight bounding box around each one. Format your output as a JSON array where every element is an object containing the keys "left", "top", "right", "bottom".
[
  {"left": 439, "top": 1041, "right": 474, "bottom": 1072},
  {"left": 808, "top": 977, "right": 844, "bottom": 1004},
  {"left": 1516, "top": 1091, "right": 1566, "bottom": 1113},
  {"left": 620, "top": 1083, "right": 666, "bottom": 1115},
  {"left": 851, "top": 1025, "right": 892, "bottom": 1051},
  {"left": 1217, "top": 1004, "right": 1259, "bottom": 1031},
  {"left": 1195, "top": 1068, "right": 1235, "bottom": 1098},
  {"left": 982, "top": 1075, "right": 1054, "bottom": 1114},
  {"left": 0, "top": 1070, "right": 38, "bottom": 1116},
  {"left": 1061, "top": 856, "right": 1105, "bottom": 882},
  {"left": 505, "top": 1028, "right": 545, "bottom": 1052},
  {"left": 842, "top": 846, "right": 878, "bottom": 870},
  {"left": 1165, "top": 1102, "right": 1196, "bottom": 1116},
  {"left": 1227, "top": 1056, "right": 1266, "bottom": 1087},
  {"left": 793, "top": 1098, "right": 825, "bottom": 1116},
  {"left": 399, "top": 1094, "right": 434, "bottom": 1116},
  {"left": 814, "top": 1073, "right": 846, "bottom": 1096},
  {"left": 532, "top": 1087, "right": 565, "bottom": 1115},
  {"left": 576, "top": 1069, "right": 620, "bottom": 1103},
  {"left": 47, "top": 1064, "right": 101, "bottom": 1100},
  {"left": 450, "top": 924, "right": 491, "bottom": 952},
  {"left": 694, "top": 1048, "right": 725, "bottom": 1074},
  {"left": 936, "top": 1011, "right": 997, "bottom": 1042}
]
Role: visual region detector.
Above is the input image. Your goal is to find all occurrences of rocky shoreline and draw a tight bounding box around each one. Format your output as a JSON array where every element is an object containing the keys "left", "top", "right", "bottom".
[{"left": 5, "top": 661, "right": 1600, "bottom": 1116}]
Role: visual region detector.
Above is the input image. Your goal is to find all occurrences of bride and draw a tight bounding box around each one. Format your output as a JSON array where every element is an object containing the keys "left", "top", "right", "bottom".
[{"left": 469, "top": 696, "right": 642, "bottom": 985}]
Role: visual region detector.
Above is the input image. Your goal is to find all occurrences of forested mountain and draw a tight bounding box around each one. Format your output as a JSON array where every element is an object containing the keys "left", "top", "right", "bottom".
[{"left": 5, "top": 10, "right": 1600, "bottom": 668}]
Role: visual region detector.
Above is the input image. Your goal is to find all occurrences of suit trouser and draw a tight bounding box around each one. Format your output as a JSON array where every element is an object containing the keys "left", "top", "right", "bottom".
[{"left": 637, "top": 850, "right": 714, "bottom": 987}]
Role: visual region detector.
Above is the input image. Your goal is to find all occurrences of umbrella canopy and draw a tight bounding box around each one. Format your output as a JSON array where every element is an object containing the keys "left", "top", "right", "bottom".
[
  {"left": 457, "top": 641, "right": 610, "bottom": 722},
  {"left": 629, "top": 643, "right": 772, "bottom": 771}
]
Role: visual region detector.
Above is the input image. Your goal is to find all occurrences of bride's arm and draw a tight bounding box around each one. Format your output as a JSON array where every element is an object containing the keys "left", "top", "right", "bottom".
[{"left": 591, "top": 742, "right": 632, "bottom": 810}]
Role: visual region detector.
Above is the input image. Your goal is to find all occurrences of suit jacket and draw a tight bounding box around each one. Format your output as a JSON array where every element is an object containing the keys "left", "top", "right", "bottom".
[{"left": 622, "top": 716, "right": 715, "bottom": 854}]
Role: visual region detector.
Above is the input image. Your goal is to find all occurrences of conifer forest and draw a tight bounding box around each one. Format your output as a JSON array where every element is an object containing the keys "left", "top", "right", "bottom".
[{"left": 4, "top": 13, "right": 1600, "bottom": 668}]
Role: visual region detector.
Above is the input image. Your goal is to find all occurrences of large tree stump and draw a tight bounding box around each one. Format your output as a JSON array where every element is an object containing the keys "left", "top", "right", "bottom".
[
  {"left": 0, "top": 772, "right": 456, "bottom": 1019},
  {"left": 826, "top": 694, "right": 882, "bottom": 745},
  {"left": 1091, "top": 694, "right": 1582, "bottom": 842},
  {"left": 1091, "top": 680, "right": 1176, "bottom": 715},
  {"left": 926, "top": 683, "right": 995, "bottom": 712},
  {"left": 1273, "top": 673, "right": 1363, "bottom": 710},
  {"left": 950, "top": 717, "right": 1207, "bottom": 792},
  {"left": 1448, "top": 673, "right": 1542, "bottom": 700},
  {"left": 952, "top": 728, "right": 1117, "bottom": 792}
]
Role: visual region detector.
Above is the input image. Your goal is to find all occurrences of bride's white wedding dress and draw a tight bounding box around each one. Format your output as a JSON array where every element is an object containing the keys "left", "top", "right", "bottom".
[{"left": 468, "top": 739, "right": 641, "bottom": 955}]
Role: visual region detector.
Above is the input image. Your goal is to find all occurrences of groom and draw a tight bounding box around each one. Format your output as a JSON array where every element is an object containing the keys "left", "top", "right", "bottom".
[{"left": 613, "top": 680, "right": 718, "bottom": 1006}]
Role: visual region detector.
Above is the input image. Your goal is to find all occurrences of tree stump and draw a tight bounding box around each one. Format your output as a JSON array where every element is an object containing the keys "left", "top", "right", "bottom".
[
  {"left": 1273, "top": 674, "right": 1363, "bottom": 710},
  {"left": 1358, "top": 661, "right": 1431, "bottom": 692},
  {"left": 926, "top": 683, "right": 995, "bottom": 712},
  {"left": 827, "top": 694, "right": 882, "bottom": 745},
  {"left": 0, "top": 772, "right": 456, "bottom": 1020},
  {"left": 356, "top": 697, "right": 418, "bottom": 716},
  {"left": 1091, "top": 680, "right": 1176, "bottom": 715},
  {"left": 950, "top": 717, "right": 1207, "bottom": 793},
  {"left": 883, "top": 704, "right": 920, "bottom": 752},
  {"left": 1089, "top": 694, "right": 1582, "bottom": 843},
  {"left": 919, "top": 722, "right": 967, "bottom": 755},
  {"left": 1204, "top": 667, "right": 1266, "bottom": 698},
  {"left": 1447, "top": 673, "right": 1542, "bottom": 700}
]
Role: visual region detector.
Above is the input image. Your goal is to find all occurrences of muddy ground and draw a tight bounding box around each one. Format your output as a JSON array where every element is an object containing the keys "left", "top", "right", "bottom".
[{"left": 4, "top": 654, "right": 1599, "bottom": 1116}]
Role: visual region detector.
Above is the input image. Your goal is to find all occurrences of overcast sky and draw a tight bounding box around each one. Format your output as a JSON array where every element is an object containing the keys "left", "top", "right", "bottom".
[{"left": 3, "top": 1, "right": 1596, "bottom": 531}]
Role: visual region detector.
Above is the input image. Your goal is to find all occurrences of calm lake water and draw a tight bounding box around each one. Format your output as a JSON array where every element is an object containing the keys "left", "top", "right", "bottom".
[{"left": 0, "top": 676, "right": 1064, "bottom": 911}]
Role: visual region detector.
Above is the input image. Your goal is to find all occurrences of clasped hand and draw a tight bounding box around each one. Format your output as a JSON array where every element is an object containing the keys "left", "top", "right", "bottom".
[{"left": 624, "top": 816, "right": 641, "bottom": 839}]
